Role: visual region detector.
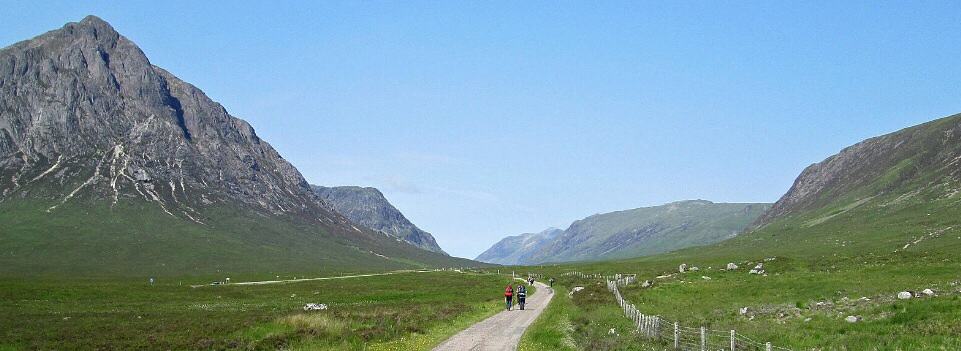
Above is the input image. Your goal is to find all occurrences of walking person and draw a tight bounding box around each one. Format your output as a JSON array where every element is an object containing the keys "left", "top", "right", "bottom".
[
  {"left": 549, "top": 277, "right": 555, "bottom": 288},
  {"left": 504, "top": 283, "right": 514, "bottom": 310},
  {"left": 517, "top": 284, "right": 527, "bottom": 310}
]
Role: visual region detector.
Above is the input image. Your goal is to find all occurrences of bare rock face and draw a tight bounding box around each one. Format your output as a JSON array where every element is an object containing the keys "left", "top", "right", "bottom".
[
  {"left": 0, "top": 16, "right": 334, "bottom": 223},
  {"left": 0, "top": 16, "right": 479, "bottom": 276},
  {"left": 311, "top": 185, "right": 446, "bottom": 254}
]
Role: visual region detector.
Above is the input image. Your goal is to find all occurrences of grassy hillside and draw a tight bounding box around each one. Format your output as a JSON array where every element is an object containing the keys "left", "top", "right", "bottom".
[
  {"left": 0, "top": 197, "right": 479, "bottom": 278},
  {"left": 516, "top": 115, "right": 961, "bottom": 350}
]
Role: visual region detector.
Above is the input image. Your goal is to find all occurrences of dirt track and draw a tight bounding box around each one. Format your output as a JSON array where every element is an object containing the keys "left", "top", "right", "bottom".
[{"left": 434, "top": 281, "right": 554, "bottom": 351}]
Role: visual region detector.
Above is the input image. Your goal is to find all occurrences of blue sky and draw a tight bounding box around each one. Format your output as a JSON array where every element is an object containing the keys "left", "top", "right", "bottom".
[{"left": 3, "top": 1, "right": 961, "bottom": 258}]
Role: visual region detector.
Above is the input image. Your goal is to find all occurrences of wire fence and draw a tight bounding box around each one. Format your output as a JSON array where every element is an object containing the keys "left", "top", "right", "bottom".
[
  {"left": 562, "top": 271, "right": 791, "bottom": 351},
  {"left": 606, "top": 278, "right": 791, "bottom": 351}
]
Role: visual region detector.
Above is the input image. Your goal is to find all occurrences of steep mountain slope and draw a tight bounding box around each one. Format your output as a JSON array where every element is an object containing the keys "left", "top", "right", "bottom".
[
  {"left": 754, "top": 113, "right": 961, "bottom": 229},
  {"left": 710, "top": 112, "right": 961, "bottom": 258},
  {"left": 311, "top": 185, "right": 446, "bottom": 254},
  {"left": 475, "top": 227, "right": 563, "bottom": 265},
  {"left": 0, "top": 16, "right": 476, "bottom": 276}
]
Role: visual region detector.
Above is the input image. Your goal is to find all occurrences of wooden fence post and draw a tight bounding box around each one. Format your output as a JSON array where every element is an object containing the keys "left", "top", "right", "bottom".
[
  {"left": 700, "top": 327, "right": 706, "bottom": 351},
  {"left": 673, "top": 322, "right": 679, "bottom": 349},
  {"left": 655, "top": 317, "right": 661, "bottom": 340}
]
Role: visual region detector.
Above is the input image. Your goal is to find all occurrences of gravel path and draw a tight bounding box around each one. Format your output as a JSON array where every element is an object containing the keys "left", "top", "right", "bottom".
[{"left": 434, "top": 281, "right": 555, "bottom": 351}]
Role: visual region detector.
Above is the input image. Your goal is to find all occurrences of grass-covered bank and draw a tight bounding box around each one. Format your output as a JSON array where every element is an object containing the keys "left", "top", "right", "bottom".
[
  {"left": 515, "top": 250, "right": 961, "bottom": 350},
  {"left": 0, "top": 271, "right": 510, "bottom": 350}
]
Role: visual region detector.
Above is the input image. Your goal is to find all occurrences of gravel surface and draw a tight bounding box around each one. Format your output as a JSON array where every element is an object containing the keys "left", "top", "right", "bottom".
[{"left": 434, "top": 281, "right": 555, "bottom": 351}]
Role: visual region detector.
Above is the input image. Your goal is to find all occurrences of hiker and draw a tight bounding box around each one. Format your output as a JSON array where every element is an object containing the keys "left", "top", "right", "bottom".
[
  {"left": 504, "top": 284, "right": 514, "bottom": 310},
  {"left": 549, "top": 277, "right": 555, "bottom": 287},
  {"left": 517, "top": 284, "right": 527, "bottom": 310},
  {"left": 528, "top": 277, "right": 534, "bottom": 286}
]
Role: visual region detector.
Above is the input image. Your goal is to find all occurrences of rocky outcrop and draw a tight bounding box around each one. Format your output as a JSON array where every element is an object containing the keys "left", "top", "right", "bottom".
[{"left": 311, "top": 185, "right": 446, "bottom": 254}]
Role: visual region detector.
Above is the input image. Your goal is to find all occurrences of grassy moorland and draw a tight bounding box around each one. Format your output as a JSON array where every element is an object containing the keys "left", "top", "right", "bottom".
[
  {"left": 0, "top": 271, "right": 511, "bottom": 350},
  {"left": 0, "top": 198, "right": 479, "bottom": 278},
  {"left": 519, "top": 193, "right": 961, "bottom": 350}
]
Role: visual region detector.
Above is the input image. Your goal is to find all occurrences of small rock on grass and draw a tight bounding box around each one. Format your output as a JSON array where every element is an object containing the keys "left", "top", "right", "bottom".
[
  {"left": 845, "top": 315, "right": 860, "bottom": 323},
  {"left": 897, "top": 291, "right": 913, "bottom": 300}
]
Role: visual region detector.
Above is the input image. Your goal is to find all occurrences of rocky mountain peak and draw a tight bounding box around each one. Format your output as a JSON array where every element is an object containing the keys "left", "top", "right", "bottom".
[
  {"left": 0, "top": 16, "right": 329, "bottom": 223},
  {"left": 311, "top": 185, "right": 447, "bottom": 254}
]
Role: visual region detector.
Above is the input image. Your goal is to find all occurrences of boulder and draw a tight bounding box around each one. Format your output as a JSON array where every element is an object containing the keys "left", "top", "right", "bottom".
[
  {"left": 641, "top": 280, "right": 654, "bottom": 288},
  {"left": 690, "top": 266, "right": 700, "bottom": 272},
  {"left": 749, "top": 263, "right": 765, "bottom": 275},
  {"left": 897, "top": 291, "right": 913, "bottom": 300},
  {"left": 922, "top": 288, "right": 935, "bottom": 296},
  {"left": 726, "top": 263, "right": 738, "bottom": 270},
  {"left": 739, "top": 307, "right": 749, "bottom": 315},
  {"left": 701, "top": 276, "right": 712, "bottom": 280},
  {"left": 678, "top": 263, "right": 688, "bottom": 273},
  {"left": 303, "top": 303, "right": 328, "bottom": 311},
  {"left": 845, "top": 315, "right": 860, "bottom": 323}
]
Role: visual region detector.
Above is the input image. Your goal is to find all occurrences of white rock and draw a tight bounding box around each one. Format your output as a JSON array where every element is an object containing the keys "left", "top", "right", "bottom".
[
  {"left": 922, "top": 288, "right": 935, "bottom": 296},
  {"left": 678, "top": 263, "right": 688, "bottom": 273},
  {"left": 701, "top": 276, "right": 712, "bottom": 280},
  {"left": 690, "top": 266, "right": 700, "bottom": 272},
  {"left": 641, "top": 280, "right": 654, "bottom": 288},
  {"left": 897, "top": 291, "right": 913, "bottom": 300},
  {"left": 570, "top": 286, "right": 585, "bottom": 296},
  {"left": 739, "top": 307, "right": 749, "bottom": 315},
  {"left": 726, "top": 263, "right": 739, "bottom": 270},
  {"left": 845, "top": 315, "right": 860, "bottom": 323},
  {"left": 303, "top": 303, "right": 328, "bottom": 311}
]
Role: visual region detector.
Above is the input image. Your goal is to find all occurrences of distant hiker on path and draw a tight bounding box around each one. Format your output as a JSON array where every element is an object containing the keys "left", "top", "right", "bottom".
[
  {"left": 504, "top": 284, "right": 514, "bottom": 310},
  {"left": 528, "top": 277, "right": 534, "bottom": 286},
  {"left": 549, "top": 278, "right": 555, "bottom": 287},
  {"left": 517, "top": 284, "right": 527, "bottom": 310}
]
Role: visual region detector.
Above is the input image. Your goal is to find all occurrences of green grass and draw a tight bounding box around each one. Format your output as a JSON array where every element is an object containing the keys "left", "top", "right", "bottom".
[
  {"left": 0, "top": 271, "right": 510, "bottom": 350},
  {"left": 513, "top": 187, "right": 961, "bottom": 350},
  {"left": 0, "top": 198, "right": 479, "bottom": 278}
]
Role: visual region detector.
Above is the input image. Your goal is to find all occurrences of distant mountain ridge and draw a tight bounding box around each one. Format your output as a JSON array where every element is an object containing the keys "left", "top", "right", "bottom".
[
  {"left": 475, "top": 227, "right": 563, "bottom": 265},
  {"left": 477, "top": 200, "right": 770, "bottom": 265},
  {"left": 311, "top": 185, "right": 446, "bottom": 254}
]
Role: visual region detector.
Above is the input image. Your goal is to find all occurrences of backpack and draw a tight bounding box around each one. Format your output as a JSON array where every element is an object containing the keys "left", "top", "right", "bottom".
[{"left": 505, "top": 286, "right": 513, "bottom": 296}]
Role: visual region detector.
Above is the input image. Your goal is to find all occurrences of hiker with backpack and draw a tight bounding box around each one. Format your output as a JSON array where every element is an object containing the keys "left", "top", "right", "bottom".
[
  {"left": 516, "top": 284, "right": 527, "bottom": 310},
  {"left": 504, "top": 283, "right": 514, "bottom": 310},
  {"left": 549, "top": 277, "right": 555, "bottom": 287}
]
